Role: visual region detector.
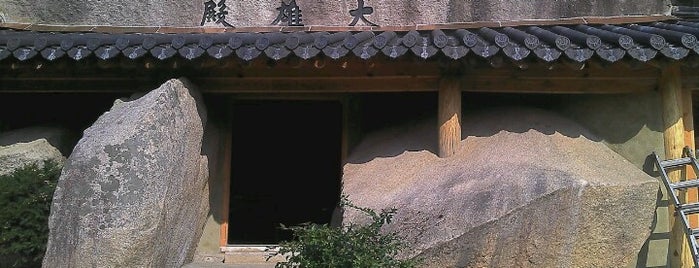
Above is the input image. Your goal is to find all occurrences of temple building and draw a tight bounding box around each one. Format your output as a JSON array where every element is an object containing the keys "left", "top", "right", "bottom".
[{"left": 3, "top": 0, "right": 699, "bottom": 267}]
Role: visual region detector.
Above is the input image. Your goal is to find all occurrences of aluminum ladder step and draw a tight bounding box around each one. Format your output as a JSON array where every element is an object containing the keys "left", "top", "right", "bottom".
[
  {"left": 692, "top": 228, "right": 699, "bottom": 237},
  {"left": 672, "top": 179, "right": 699, "bottom": 190},
  {"left": 681, "top": 202, "right": 699, "bottom": 215},
  {"left": 661, "top": 157, "right": 694, "bottom": 169}
]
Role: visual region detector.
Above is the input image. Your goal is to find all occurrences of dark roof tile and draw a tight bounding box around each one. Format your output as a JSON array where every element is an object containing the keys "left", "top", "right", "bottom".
[
  {"left": 265, "top": 45, "right": 292, "bottom": 60},
  {"left": 1, "top": 20, "right": 699, "bottom": 65},
  {"left": 564, "top": 47, "right": 594, "bottom": 63}
]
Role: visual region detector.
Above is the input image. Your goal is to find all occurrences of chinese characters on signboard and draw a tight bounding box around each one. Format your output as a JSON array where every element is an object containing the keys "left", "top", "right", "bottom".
[
  {"left": 200, "top": 0, "right": 233, "bottom": 27},
  {"left": 272, "top": 0, "right": 304, "bottom": 26},
  {"left": 349, "top": 0, "right": 378, "bottom": 26},
  {"left": 201, "top": 0, "right": 379, "bottom": 27}
]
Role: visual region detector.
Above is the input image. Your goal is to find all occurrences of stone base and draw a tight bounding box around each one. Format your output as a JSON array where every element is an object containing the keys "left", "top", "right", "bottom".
[{"left": 221, "top": 246, "right": 285, "bottom": 266}]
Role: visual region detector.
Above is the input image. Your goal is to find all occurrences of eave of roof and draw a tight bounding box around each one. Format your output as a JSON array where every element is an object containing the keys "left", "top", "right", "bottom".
[{"left": 1, "top": 15, "right": 698, "bottom": 65}]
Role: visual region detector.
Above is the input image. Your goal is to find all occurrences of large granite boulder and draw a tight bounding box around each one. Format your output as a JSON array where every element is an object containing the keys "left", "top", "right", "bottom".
[
  {"left": 42, "top": 78, "right": 209, "bottom": 268},
  {"left": 0, "top": 139, "right": 65, "bottom": 176},
  {"left": 343, "top": 107, "right": 658, "bottom": 268}
]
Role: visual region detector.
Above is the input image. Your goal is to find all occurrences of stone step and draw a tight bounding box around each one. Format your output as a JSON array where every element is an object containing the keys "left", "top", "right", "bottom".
[
  {"left": 184, "top": 262, "right": 276, "bottom": 268},
  {"left": 185, "top": 246, "right": 286, "bottom": 267},
  {"left": 223, "top": 252, "right": 282, "bottom": 266}
]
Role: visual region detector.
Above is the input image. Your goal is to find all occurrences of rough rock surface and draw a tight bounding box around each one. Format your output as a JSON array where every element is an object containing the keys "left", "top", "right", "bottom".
[
  {"left": 342, "top": 107, "right": 658, "bottom": 268},
  {"left": 0, "top": 126, "right": 75, "bottom": 156},
  {"left": 0, "top": 139, "right": 65, "bottom": 176},
  {"left": 42, "top": 78, "right": 209, "bottom": 268},
  {"left": 0, "top": 0, "right": 669, "bottom": 26}
]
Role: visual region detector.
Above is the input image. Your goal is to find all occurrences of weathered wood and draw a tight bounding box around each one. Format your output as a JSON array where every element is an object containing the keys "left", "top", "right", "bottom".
[
  {"left": 661, "top": 63, "right": 693, "bottom": 268},
  {"left": 680, "top": 74, "right": 699, "bottom": 91},
  {"left": 438, "top": 77, "right": 461, "bottom": 158},
  {"left": 197, "top": 76, "right": 441, "bottom": 93},
  {"left": 219, "top": 122, "right": 233, "bottom": 247},
  {"left": 459, "top": 75, "right": 656, "bottom": 94},
  {"left": 683, "top": 88, "right": 698, "bottom": 227},
  {"left": 0, "top": 73, "right": 661, "bottom": 94},
  {"left": 228, "top": 93, "right": 347, "bottom": 100},
  {"left": 0, "top": 57, "right": 680, "bottom": 94}
]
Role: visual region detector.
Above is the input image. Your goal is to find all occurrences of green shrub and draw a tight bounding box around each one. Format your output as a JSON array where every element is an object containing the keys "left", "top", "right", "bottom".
[
  {"left": 0, "top": 161, "right": 61, "bottom": 268},
  {"left": 271, "top": 196, "right": 418, "bottom": 268}
]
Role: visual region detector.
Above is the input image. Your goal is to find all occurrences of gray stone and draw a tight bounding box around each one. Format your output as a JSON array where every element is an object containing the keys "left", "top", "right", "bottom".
[
  {"left": 0, "top": 126, "right": 75, "bottom": 156},
  {"left": 0, "top": 139, "right": 65, "bottom": 176},
  {"left": 42, "top": 78, "right": 209, "bottom": 268},
  {"left": 342, "top": 107, "right": 658, "bottom": 268},
  {"left": 0, "top": 0, "right": 670, "bottom": 27}
]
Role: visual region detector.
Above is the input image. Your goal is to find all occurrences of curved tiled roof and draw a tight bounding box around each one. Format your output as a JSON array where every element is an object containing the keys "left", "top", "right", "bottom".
[{"left": 2, "top": 20, "right": 699, "bottom": 64}]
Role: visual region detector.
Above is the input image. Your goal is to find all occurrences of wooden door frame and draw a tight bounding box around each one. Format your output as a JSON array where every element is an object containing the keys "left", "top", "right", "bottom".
[{"left": 219, "top": 94, "right": 349, "bottom": 247}]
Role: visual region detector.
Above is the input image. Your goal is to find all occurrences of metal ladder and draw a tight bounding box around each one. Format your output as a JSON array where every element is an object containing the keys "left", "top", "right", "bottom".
[{"left": 654, "top": 146, "right": 699, "bottom": 267}]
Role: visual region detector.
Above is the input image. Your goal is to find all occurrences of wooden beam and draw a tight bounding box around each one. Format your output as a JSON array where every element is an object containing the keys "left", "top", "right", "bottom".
[
  {"left": 0, "top": 74, "right": 660, "bottom": 94},
  {"left": 0, "top": 76, "right": 441, "bottom": 93},
  {"left": 661, "top": 63, "right": 693, "bottom": 268},
  {"left": 438, "top": 77, "right": 461, "bottom": 158},
  {"left": 196, "top": 76, "right": 441, "bottom": 93},
  {"left": 226, "top": 93, "right": 347, "bottom": 100},
  {"left": 459, "top": 75, "right": 657, "bottom": 94},
  {"left": 681, "top": 76, "right": 699, "bottom": 91},
  {"left": 0, "top": 58, "right": 666, "bottom": 94}
]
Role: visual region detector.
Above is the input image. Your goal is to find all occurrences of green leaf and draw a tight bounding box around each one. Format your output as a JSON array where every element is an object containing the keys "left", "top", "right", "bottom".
[
  {"left": 0, "top": 160, "right": 61, "bottom": 267},
  {"left": 269, "top": 196, "right": 418, "bottom": 268}
]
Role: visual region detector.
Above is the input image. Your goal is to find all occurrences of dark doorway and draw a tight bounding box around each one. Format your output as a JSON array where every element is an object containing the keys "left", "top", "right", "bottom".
[{"left": 228, "top": 100, "right": 343, "bottom": 244}]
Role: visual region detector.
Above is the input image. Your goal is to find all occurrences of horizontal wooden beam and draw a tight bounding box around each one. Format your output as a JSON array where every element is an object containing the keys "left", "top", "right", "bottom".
[
  {"left": 226, "top": 93, "right": 348, "bottom": 100},
  {"left": 0, "top": 59, "right": 675, "bottom": 94},
  {"left": 0, "top": 74, "right": 665, "bottom": 93},
  {"left": 460, "top": 76, "right": 658, "bottom": 93},
  {"left": 0, "top": 76, "right": 440, "bottom": 93},
  {"left": 0, "top": 77, "right": 163, "bottom": 93},
  {"left": 679, "top": 76, "right": 699, "bottom": 91},
  {"left": 194, "top": 76, "right": 441, "bottom": 93}
]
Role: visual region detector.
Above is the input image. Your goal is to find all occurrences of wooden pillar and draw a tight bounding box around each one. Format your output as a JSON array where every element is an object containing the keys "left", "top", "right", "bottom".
[
  {"left": 683, "top": 88, "right": 698, "bottom": 227},
  {"left": 661, "top": 63, "right": 693, "bottom": 268},
  {"left": 219, "top": 121, "right": 233, "bottom": 247},
  {"left": 438, "top": 77, "right": 462, "bottom": 158}
]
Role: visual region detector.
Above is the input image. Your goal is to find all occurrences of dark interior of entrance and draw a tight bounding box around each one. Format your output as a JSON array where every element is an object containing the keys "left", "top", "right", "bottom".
[{"left": 228, "top": 100, "right": 342, "bottom": 244}]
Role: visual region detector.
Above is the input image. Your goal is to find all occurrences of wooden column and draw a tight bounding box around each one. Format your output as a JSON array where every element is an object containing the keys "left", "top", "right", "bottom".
[
  {"left": 683, "top": 88, "right": 698, "bottom": 227},
  {"left": 438, "top": 77, "right": 462, "bottom": 158},
  {"left": 661, "top": 63, "right": 693, "bottom": 268},
  {"left": 219, "top": 121, "right": 233, "bottom": 247}
]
